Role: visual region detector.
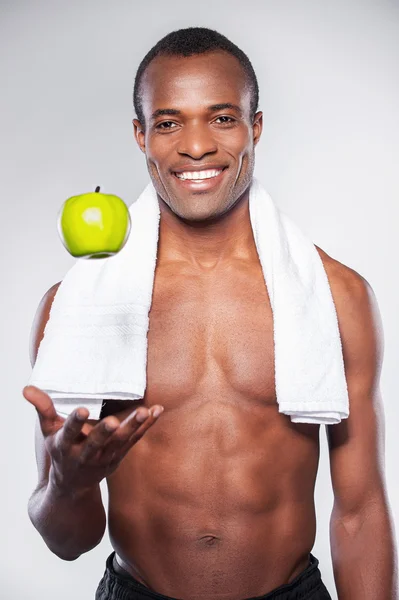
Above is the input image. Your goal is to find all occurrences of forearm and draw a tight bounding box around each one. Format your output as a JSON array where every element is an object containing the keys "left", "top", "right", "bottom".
[
  {"left": 330, "top": 504, "right": 398, "bottom": 599},
  {"left": 27, "top": 468, "right": 106, "bottom": 561}
]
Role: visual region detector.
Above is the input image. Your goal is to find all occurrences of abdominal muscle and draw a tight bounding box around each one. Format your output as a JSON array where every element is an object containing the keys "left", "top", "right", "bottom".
[{"left": 104, "top": 395, "right": 320, "bottom": 600}]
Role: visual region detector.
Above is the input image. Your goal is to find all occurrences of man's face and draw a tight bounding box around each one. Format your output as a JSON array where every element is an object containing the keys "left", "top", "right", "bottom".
[{"left": 133, "top": 51, "right": 263, "bottom": 222}]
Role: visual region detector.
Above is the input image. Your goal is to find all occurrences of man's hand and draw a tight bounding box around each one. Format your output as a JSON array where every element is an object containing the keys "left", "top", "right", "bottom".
[{"left": 23, "top": 385, "right": 164, "bottom": 493}]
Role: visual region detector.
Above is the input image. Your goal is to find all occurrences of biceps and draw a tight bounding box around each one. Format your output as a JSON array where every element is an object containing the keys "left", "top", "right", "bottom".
[{"left": 327, "top": 388, "right": 387, "bottom": 519}]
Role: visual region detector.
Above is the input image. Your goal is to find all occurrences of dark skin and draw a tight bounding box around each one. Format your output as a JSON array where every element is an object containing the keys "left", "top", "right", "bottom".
[{"left": 25, "top": 51, "right": 397, "bottom": 599}]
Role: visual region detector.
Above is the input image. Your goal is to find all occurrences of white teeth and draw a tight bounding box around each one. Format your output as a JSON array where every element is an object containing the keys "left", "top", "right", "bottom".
[{"left": 176, "top": 169, "right": 223, "bottom": 181}]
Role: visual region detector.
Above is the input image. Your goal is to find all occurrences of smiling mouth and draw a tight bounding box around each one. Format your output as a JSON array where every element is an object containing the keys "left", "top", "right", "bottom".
[{"left": 173, "top": 167, "right": 226, "bottom": 181}]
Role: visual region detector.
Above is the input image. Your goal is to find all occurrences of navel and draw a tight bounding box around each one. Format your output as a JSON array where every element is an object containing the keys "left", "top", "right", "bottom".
[{"left": 197, "top": 535, "right": 221, "bottom": 547}]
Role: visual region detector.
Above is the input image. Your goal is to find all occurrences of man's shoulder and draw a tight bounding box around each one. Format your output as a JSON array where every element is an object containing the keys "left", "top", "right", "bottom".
[
  {"left": 314, "top": 247, "right": 383, "bottom": 372},
  {"left": 314, "top": 245, "right": 374, "bottom": 313},
  {"left": 29, "top": 281, "right": 62, "bottom": 368}
]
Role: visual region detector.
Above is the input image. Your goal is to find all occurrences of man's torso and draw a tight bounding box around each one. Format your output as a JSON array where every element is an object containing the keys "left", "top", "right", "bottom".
[{"left": 99, "top": 254, "right": 323, "bottom": 599}]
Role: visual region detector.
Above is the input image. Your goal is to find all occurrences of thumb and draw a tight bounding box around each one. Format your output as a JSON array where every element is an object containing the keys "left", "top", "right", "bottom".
[{"left": 23, "top": 385, "right": 63, "bottom": 434}]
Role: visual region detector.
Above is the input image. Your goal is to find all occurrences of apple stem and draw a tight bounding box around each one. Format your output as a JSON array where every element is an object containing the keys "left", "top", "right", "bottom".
[{"left": 95, "top": 186, "right": 100, "bottom": 193}]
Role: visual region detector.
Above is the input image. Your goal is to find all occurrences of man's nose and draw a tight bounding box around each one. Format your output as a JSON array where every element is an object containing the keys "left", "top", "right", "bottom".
[{"left": 177, "top": 123, "right": 218, "bottom": 159}]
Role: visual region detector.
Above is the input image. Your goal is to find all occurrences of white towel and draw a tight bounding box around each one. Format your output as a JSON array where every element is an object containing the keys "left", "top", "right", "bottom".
[{"left": 27, "top": 178, "right": 349, "bottom": 424}]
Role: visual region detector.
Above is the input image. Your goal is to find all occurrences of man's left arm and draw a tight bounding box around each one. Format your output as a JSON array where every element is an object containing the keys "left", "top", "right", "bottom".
[{"left": 325, "top": 262, "right": 398, "bottom": 599}]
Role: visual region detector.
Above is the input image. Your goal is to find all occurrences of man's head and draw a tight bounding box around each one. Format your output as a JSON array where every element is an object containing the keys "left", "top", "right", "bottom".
[{"left": 132, "top": 27, "right": 263, "bottom": 224}]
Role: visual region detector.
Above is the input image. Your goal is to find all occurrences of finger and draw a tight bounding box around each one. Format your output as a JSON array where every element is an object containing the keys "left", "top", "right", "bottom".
[
  {"left": 80, "top": 407, "right": 148, "bottom": 462},
  {"left": 106, "top": 406, "right": 154, "bottom": 443},
  {"left": 122, "top": 405, "right": 164, "bottom": 433},
  {"left": 60, "top": 407, "right": 91, "bottom": 445},
  {"left": 108, "top": 405, "right": 164, "bottom": 456},
  {"left": 78, "top": 415, "right": 121, "bottom": 463},
  {"left": 23, "top": 385, "right": 60, "bottom": 433}
]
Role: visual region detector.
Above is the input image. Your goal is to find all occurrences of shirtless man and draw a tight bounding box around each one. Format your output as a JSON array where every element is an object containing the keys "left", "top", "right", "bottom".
[{"left": 24, "top": 27, "right": 397, "bottom": 600}]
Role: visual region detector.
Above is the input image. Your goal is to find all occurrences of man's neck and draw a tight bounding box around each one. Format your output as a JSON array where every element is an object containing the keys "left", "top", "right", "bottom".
[{"left": 156, "top": 189, "right": 259, "bottom": 272}]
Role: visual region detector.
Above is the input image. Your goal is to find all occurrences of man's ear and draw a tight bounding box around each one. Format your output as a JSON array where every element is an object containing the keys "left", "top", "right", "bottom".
[
  {"left": 252, "top": 111, "right": 263, "bottom": 147},
  {"left": 133, "top": 119, "right": 146, "bottom": 153}
]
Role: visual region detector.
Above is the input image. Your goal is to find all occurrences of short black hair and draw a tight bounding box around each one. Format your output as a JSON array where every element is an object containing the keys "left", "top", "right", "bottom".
[{"left": 133, "top": 27, "right": 259, "bottom": 127}]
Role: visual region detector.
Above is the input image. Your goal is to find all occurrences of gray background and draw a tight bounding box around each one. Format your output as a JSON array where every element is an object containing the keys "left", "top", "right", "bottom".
[{"left": 1, "top": 0, "right": 398, "bottom": 598}]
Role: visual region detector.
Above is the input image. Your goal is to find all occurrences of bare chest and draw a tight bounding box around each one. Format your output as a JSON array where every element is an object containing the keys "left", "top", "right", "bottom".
[{"left": 144, "top": 261, "right": 276, "bottom": 409}]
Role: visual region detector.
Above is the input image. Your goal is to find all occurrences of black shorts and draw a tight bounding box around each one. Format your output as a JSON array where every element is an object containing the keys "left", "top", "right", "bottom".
[{"left": 95, "top": 551, "right": 332, "bottom": 599}]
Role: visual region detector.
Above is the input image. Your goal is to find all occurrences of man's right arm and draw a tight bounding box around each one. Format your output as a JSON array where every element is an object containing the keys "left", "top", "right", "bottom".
[{"left": 27, "top": 282, "right": 107, "bottom": 561}]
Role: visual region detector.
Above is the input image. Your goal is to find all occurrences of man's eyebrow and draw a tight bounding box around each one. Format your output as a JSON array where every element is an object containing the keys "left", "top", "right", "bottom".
[
  {"left": 208, "top": 103, "right": 243, "bottom": 115},
  {"left": 150, "top": 104, "right": 243, "bottom": 121},
  {"left": 150, "top": 108, "right": 181, "bottom": 120}
]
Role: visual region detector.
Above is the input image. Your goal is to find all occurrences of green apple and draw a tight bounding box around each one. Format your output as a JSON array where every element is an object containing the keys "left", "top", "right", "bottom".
[{"left": 57, "top": 186, "right": 131, "bottom": 259}]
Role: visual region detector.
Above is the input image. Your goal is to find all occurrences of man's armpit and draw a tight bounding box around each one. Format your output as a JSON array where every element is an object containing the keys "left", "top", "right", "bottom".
[{"left": 99, "top": 399, "right": 139, "bottom": 420}]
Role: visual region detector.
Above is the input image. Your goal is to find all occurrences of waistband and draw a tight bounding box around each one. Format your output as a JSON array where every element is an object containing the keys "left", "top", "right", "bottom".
[{"left": 101, "top": 551, "right": 324, "bottom": 600}]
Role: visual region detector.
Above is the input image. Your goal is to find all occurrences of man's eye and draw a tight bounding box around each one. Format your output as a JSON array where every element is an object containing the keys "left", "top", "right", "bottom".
[
  {"left": 156, "top": 121, "right": 177, "bottom": 130},
  {"left": 214, "top": 116, "right": 235, "bottom": 124}
]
